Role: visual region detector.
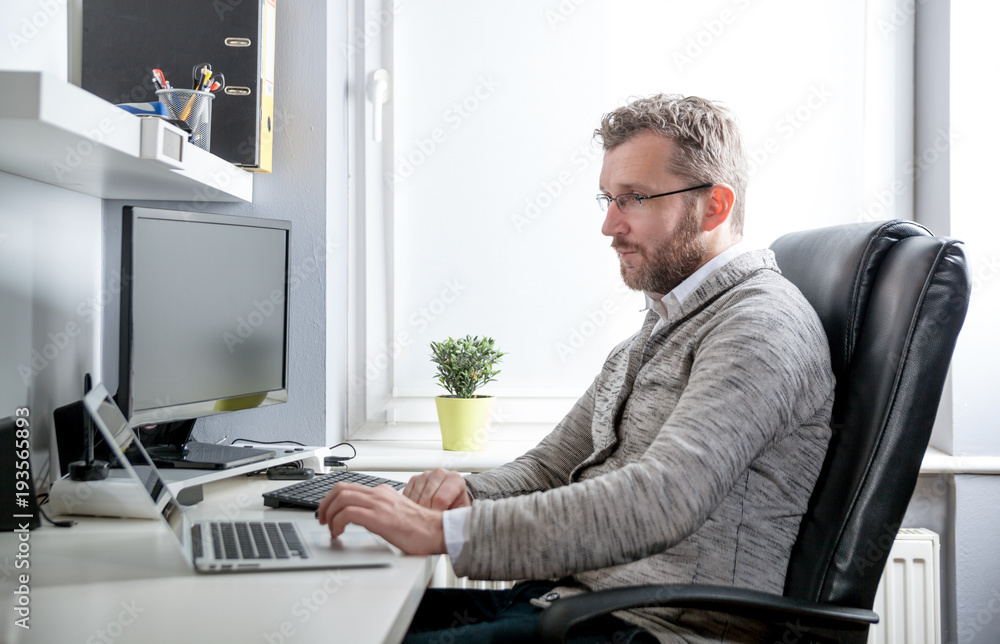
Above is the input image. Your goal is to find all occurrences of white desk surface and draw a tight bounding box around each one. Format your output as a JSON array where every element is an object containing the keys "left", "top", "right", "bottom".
[{"left": 0, "top": 473, "right": 436, "bottom": 644}]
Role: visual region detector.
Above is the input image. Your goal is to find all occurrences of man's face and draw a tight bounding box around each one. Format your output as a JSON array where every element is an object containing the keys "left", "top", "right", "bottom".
[{"left": 599, "top": 131, "right": 709, "bottom": 294}]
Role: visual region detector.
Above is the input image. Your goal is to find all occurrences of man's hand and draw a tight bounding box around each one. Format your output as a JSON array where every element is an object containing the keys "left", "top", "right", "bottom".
[
  {"left": 403, "top": 468, "right": 471, "bottom": 510},
  {"left": 316, "top": 482, "right": 446, "bottom": 555}
]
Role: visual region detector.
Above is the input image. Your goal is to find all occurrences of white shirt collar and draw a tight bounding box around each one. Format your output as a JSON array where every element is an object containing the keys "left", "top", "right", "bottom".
[{"left": 643, "top": 241, "right": 752, "bottom": 325}]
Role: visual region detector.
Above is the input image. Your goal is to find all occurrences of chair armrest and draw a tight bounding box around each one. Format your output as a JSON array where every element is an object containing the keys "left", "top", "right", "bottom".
[{"left": 534, "top": 583, "right": 878, "bottom": 644}]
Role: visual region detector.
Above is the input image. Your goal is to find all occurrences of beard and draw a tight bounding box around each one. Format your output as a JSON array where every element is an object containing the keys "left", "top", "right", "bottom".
[{"left": 613, "top": 207, "right": 708, "bottom": 294}]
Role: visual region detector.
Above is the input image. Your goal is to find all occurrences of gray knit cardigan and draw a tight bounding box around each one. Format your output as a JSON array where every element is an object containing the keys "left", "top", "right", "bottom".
[{"left": 459, "top": 250, "right": 835, "bottom": 642}]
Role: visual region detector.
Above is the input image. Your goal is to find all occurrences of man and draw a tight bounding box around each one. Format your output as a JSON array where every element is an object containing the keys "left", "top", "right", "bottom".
[{"left": 318, "top": 95, "right": 834, "bottom": 643}]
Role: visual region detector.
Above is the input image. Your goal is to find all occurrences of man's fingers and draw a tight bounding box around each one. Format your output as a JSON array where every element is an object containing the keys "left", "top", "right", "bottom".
[
  {"left": 428, "top": 475, "right": 462, "bottom": 511},
  {"left": 315, "top": 480, "right": 446, "bottom": 555},
  {"left": 328, "top": 505, "right": 382, "bottom": 539},
  {"left": 409, "top": 468, "right": 461, "bottom": 510},
  {"left": 318, "top": 482, "right": 380, "bottom": 525},
  {"left": 425, "top": 470, "right": 469, "bottom": 511},
  {"left": 403, "top": 470, "right": 432, "bottom": 502},
  {"left": 416, "top": 469, "right": 447, "bottom": 507}
]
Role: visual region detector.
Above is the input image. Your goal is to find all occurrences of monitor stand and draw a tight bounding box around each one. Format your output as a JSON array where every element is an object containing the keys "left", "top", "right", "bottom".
[{"left": 136, "top": 419, "right": 276, "bottom": 470}]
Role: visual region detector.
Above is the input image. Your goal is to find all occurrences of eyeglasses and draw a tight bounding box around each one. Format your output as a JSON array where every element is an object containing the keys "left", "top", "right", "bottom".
[{"left": 596, "top": 183, "right": 714, "bottom": 213}]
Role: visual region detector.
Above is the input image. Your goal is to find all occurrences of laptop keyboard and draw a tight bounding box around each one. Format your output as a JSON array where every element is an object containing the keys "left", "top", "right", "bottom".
[
  {"left": 262, "top": 470, "right": 406, "bottom": 510},
  {"left": 192, "top": 521, "right": 307, "bottom": 561}
]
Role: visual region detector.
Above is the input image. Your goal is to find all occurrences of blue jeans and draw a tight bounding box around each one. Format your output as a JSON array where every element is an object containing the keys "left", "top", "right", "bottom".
[{"left": 403, "top": 580, "right": 657, "bottom": 644}]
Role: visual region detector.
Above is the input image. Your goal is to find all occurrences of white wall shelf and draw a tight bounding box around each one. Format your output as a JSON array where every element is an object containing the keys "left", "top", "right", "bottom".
[{"left": 0, "top": 70, "right": 252, "bottom": 202}]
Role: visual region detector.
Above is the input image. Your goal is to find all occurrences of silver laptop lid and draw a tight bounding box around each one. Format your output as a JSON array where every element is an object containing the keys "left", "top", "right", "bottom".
[{"left": 82, "top": 383, "right": 192, "bottom": 560}]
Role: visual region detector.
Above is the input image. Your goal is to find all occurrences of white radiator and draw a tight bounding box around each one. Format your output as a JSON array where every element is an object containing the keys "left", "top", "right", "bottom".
[
  {"left": 868, "top": 528, "right": 941, "bottom": 644},
  {"left": 433, "top": 529, "right": 941, "bottom": 644},
  {"left": 430, "top": 556, "right": 513, "bottom": 591}
]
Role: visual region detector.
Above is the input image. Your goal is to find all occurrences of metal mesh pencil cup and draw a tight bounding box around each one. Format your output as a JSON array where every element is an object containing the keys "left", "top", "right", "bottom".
[{"left": 156, "top": 89, "right": 214, "bottom": 152}]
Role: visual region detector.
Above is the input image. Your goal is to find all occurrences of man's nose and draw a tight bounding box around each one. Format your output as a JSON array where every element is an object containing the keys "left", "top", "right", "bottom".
[{"left": 601, "top": 201, "right": 628, "bottom": 237}]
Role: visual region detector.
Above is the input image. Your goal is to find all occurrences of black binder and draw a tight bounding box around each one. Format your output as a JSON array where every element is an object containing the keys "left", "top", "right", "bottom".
[{"left": 81, "top": 0, "right": 275, "bottom": 171}]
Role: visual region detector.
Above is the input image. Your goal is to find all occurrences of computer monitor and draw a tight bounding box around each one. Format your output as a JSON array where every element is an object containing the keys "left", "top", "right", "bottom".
[{"left": 116, "top": 206, "right": 291, "bottom": 467}]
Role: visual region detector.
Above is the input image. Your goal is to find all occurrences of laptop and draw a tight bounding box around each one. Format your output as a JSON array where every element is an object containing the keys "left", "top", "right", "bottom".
[{"left": 82, "top": 384, "right": 397, "bottom": 573}]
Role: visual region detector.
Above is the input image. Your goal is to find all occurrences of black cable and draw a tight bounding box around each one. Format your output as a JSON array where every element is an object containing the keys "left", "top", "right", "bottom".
[
  {"left": 325, "top": 442, "right": 357, "bottom": 468},
  {"left": 35, "top": 496, "right": 75, "bottom": 528},
  {"left": 231, "top": 438, "right": 308, "bottom": 446},
  {"left": 327, "top": 442, "right": 357, "bottom": 459}
]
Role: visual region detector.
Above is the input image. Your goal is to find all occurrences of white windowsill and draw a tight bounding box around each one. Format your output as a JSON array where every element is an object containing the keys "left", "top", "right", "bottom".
[
  {"left": 347, "top": 439, "right": 540, "bottom": 473},
  {"left": 920, "top": 447, "right": 1000, "bottom": 474},
  {"left": 345, "top": 429, "right": 1000, "bottom": 475}
]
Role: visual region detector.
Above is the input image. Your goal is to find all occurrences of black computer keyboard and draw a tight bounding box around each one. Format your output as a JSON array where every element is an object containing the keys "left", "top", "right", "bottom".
[{"left": 262, "top": 470, "right": 407, "bottom": 510}]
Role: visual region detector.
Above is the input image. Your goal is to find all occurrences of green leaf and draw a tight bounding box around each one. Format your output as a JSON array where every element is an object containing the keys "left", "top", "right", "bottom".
[{"left": 429, "top": 335, "right": 505, "bottom": 398}]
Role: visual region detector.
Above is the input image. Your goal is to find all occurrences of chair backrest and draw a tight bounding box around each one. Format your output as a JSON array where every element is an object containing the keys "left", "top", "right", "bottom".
[{"left": 769, "top": 220, "right": 970, "bottom": 608}]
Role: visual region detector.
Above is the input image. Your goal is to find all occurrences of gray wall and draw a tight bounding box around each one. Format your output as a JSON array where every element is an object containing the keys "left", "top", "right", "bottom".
[
  {"left": 0, "top": 173, "right": 102, "bottom": 480},
  {"left": 954, "top": 476, "right": 1000, "bottom": 643},
  {"left": 99, "top": 1, "right": 349, "bottom": 449},
  {"left": 907, "top": 2, "right": 1000, "bottom": 641},
  {"left": 903, "top": 474, "right": 957, "bottom": 643},
  {"left": 1, "top": 0, "right": 350, "bottom": 483}
]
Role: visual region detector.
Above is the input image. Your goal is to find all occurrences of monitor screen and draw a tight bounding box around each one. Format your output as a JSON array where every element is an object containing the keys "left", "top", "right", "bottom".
[{"left": 118, "top": 207, "right": 291, "bottom": 426}]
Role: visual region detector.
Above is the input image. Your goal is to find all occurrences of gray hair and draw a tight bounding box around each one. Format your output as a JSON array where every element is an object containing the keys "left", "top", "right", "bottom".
[{"left": 595, "top": 94, "right": 748, "bottom": 236}]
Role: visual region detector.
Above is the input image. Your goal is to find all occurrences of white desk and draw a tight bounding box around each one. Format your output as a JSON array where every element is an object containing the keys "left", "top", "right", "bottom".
[{"left": 0, "top": 474, "right": 436, "bottom": 644}]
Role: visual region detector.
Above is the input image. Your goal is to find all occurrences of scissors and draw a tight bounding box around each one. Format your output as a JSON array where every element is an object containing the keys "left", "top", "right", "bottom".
[
  {"left": 207, "top": 73, "right": 226, "bottom": 92},
  {"left": 192, "top": 63, "right": 212, "bottom": 90}
]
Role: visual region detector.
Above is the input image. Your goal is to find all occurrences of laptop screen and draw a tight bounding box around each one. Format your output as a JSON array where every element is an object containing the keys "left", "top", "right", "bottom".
[{"left": 84, "top": 384, "right": 187, "bottom": 540}]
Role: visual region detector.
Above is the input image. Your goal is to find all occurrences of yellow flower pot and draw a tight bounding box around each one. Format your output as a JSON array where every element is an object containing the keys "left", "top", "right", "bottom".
[{"left": 435, "top": 396, "right": 494, "bottom": 451}]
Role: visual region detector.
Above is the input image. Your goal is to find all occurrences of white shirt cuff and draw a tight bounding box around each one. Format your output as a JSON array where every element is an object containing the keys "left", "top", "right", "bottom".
[{"left": 442, "top": 505, "right": 472, "bottom": 564}]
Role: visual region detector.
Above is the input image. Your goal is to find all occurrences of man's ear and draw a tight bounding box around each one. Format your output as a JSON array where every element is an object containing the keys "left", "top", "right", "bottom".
[{"left": 702, "top": 184, "right": 736, "bottom": 232}]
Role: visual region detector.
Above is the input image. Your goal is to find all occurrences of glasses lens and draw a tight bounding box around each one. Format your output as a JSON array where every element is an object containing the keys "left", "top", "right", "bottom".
[
  {"left": 596, "top": 195, "right": 611, "bottom": 211},
  {"left": 617, "top": 194, "right": 641, "bottom": 212}
]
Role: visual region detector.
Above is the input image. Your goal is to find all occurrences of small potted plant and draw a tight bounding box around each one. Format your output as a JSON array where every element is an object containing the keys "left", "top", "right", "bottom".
[{"left": 430, "top": 335, "right": 504, "bottom": 451}]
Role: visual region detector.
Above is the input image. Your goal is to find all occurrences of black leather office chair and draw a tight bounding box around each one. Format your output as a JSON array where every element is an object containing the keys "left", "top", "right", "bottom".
[{"left": 536, "top": 220, "right": 971, "bottom": 643}]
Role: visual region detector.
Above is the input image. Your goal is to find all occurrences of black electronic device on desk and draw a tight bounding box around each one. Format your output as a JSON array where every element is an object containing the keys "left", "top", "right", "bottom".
[
  {"left": 111, "top": 206, "right": 291, "bottom": 470},
  {"left": 263, "top": 471, "right": 407, "bottom": 510},
  {"left": 142, "top": 439, "right": 276, "bottom": 470}
]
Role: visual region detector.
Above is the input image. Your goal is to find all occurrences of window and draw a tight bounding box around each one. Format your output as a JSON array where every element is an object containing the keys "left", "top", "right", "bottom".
[{"left": 345, "top": 0, "right": 914, "bottom": 438}]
